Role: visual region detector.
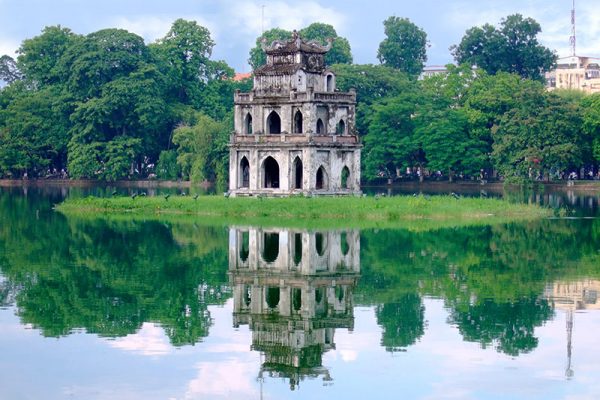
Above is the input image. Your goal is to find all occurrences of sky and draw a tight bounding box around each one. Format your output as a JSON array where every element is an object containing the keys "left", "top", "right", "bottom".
[{"left": 1, "top": 0, "right": 600, "bottom": 72}]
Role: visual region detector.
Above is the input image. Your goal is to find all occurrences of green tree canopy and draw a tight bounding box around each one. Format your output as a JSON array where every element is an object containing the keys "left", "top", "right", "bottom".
[
  {"left": 150, "top": 19, "right": 215, "bottom": 104},
  {"left": 172, "top": 112, "right": 230, "bottom": 185},
  {"left": 451, "top": 14, "right": 556, "bottom": 81},
  {"left": 16, "top": 25, "right": 79, "bottom": 87},
  {"left": 299, "top": 22, "right": 352, "bottom": 65},
  {"left": 492, "top": 92, "right": 586, "bottom": 181},
  {"left": 377, "top": 16, "right": 428, "bottom": 77}
]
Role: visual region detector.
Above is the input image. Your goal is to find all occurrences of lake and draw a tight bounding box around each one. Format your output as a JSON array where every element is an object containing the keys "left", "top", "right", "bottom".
[{"left": 1, "top": 185, "right": 599, "bottom": 399}]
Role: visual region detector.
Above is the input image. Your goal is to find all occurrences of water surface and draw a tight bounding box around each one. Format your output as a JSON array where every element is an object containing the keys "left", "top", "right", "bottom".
[{"left": 0, "top": 186, "right": 599, "bottom": 399}]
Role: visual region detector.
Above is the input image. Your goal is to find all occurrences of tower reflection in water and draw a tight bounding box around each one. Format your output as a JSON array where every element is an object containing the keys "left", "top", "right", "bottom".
[{"left": 228, "top": 227, "right": 361, "bottom": 389}]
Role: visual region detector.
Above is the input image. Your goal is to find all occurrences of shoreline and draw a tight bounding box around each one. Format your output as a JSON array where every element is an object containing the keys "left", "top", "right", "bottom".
[
  {"left": 2, "top": 178, "right": 598, "bottom": 192},
  {"left": 55, "top": 195, "right": 551, "bottom": 231}
]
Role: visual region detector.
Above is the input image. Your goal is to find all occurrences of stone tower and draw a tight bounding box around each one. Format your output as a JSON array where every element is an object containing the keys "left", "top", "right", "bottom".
[{"left": 228, "top": 31, "right": 361, "bottom": 196}]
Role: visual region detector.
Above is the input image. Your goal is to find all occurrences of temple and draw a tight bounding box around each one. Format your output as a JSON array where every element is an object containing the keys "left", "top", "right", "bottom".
[{"left": 228, "top": 31, "right": 362, "bottom": 196}]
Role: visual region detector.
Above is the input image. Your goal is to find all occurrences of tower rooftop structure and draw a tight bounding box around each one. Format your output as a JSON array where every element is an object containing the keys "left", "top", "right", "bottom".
[{"left": 228, "top": 32, "right": 362, "bottom": 197}]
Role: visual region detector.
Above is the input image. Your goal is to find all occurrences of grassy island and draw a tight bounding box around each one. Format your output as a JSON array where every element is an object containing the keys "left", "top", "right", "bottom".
[{"left": 56, "top": 195, "right": 551, "bottom": 230}]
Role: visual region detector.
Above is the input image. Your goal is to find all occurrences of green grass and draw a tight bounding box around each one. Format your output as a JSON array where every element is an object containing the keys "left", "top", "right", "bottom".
[{"left": 55, "top": 195, "right": 551, "bottom": 231}]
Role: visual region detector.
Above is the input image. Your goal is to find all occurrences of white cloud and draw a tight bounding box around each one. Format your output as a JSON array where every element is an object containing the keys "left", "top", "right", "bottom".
[
  {"left": 108, "top": 14, "right": 218, "bottom": 44},
  {"left": 228, "top": 1, "right": 347, "bottom": 46},
  {"left": 108, "top": 322, "right": 172, "bottom": 356},
  {"left": 184, "top": 360, "right": 258, "bottom": 399},
  {"left": 0, "top": 36, "right": 20, "bottom": 57}
]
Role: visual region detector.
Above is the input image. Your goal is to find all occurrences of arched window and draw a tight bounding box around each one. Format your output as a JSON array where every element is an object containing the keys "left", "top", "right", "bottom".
[
  {"left": 262, "top": 232, "right": 280, "bottom": 263},
  {"left": 239, "top": 157, "right": 250, "bottom": 188},
  {"left": 267, "top": 111, "right": 281, "bottom": 134},
  {"left": 316, "top": 166, "right": 328, "bottom": 190},
  {"left": 294, "top": 110, "right": 303, "bottom": 133},
  {"left": 262, "top": 156, "right": 280, "bottom": 188},
  {"left": 292, "top": 157, "right": 303, "bottom": 189},
  {"left": 316, "top": 118, "right": 325, "bottom": 135},
  {"left": 341, "top": 166, "right": 350, "bottom": 189},
  {"left": 326, "top": 74, "right": 334, "bottom": 92},
  {"left": 244, "top": 113, "right": 253, "bottom": 134},
  {"left": 336, "top": 119, "right": 346, "bottom": 135}
]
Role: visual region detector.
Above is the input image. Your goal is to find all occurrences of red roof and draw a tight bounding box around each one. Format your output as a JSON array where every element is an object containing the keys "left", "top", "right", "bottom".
[{"left": 233, "top": 72, "right": 252, "bottom": 81}]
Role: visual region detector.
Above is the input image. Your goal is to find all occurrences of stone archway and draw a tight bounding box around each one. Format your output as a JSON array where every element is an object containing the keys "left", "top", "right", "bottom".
[
  {"left": 316, "top": 166, "right": 328, "bottom": 190},
  {"left": 267, "top": 111, "right": 281, "bottom": 134},
  {"left": 316, "top": 118, "right": 324, "bottom": 135},
  {"left": 292, "top": 156, "right": 303, "bottom": 189},
  {"left": 244, "top": 113, "right": 253, "bottom": 134},
  {"left": 341, "top": 165, "right": 350, "bottom": 189},
  {"left": 262, "top": 156, "right": 280, "bottom": 188},
  {"left": 239, "top": 157, "right": 250, "bottom": 188},
  {"left": 294, "top": 110, "right": 303, "bottom": 133}
]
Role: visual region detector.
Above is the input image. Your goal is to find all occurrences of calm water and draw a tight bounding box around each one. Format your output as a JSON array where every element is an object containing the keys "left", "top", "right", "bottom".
[{"left": 1, "top": 186, "right": 599, "bottom": 400}]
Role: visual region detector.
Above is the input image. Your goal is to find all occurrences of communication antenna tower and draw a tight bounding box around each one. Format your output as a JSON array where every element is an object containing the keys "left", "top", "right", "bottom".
[
  {"left": 261, "top": 4, "right": 266, "bottom": 34},
  {"left": 570, "top": 0, "right": 577, "bottom": 56}
]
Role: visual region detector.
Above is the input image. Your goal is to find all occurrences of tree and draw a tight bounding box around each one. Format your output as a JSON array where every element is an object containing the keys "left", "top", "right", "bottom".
[
  {"left": 492, "top": 93, "right": 586, "bottom": 181},
  {"left": 0, "top": 86, "right": 71, "bottom": 178},
  {"left": 332, "top": 64, "right": 414, "bottom": 136},
  {"left": 451, "top": 14, "right": 557, "bottom": 81},
  {"left": 150, "top": 19, "right": 215, "bottom": 104},
  {"left": 16, "top": 25, "right": 79, "bottom": 87},
  {"left": 362, "top": 92, "right": 421, "bottom": 180},
  {"left": 581, "top": 93, "right": 600, "bottom": 164},
  {"left": 415, "top": 108, "right": 488, "bottom": 181},
  {"left": 172, "top": 112, "right": 229, "bottom": 185},
  {"left": 60, "top": 29, "right": 149, "bottom": 99},
  {"left": 299, "top": 22, "right": 352, "bottom": 65},
  {"left": 377, "top": 17, "right": 427, "bottom": 77},
  {"left": 0, "top": 55, "right": 22, "bottom": 84},
  {"left": 67, "top": 65, "right": 168, "bottom": 180}
]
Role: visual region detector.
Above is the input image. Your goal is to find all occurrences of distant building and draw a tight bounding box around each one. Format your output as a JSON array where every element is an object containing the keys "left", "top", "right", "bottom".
[
  {"left": 233, "top": 72, "right": 252, "bottom": 81},
  {"left": 418, "top": 65, "right": 448, "bottom": 80},
  {"left": 228, "top": 31, "right": 362, "bottom": 197},
  {"left": 546, "top": 56, "right": 600, "bottom": 93}
]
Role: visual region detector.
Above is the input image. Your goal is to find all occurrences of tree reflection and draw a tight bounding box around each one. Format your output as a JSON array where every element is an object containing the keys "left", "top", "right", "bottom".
[{"left": 0, "top": 190, "right": 229, "bottom": 345}]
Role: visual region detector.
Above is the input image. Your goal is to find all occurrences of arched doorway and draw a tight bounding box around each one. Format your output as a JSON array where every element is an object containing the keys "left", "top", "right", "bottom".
[
  {"left": 292, "top": 157, "right": 303, "bottom": 189},
  {"left": 294, "top": 110, "right": 303, "bottom": 133},
  {"left": 262, "top": 156, "right": 279, "bottom": 188},
  {"left": 336, "top": 119, "right": 346, "bottom": 135},
  {"left": 244, "top": 113, "right": 253, "bottom": 134},
  {"left": 239, "top": 157, "right": 250, "bottom": 188},
  {"left": 316, "top": 118, "right": 324, "bottom": 135},
  {"left": 316, "top": 166, "right": 328, "bottom": 190},
  {"left": 341, "top": 165, "right": 350, "bottom": 189},
  {"left": 267, "top": 111, "right": 281, "bottom": 134}
]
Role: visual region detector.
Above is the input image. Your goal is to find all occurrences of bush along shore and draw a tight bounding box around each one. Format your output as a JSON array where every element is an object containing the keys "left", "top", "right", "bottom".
[{"left": 55, "top": 194, "right": 552, "bottom": 231}]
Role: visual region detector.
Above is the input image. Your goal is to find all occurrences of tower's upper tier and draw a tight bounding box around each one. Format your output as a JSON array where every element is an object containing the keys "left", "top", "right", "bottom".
[{"left": 255, "top": 31, "right": 332, "bottom": 76}]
